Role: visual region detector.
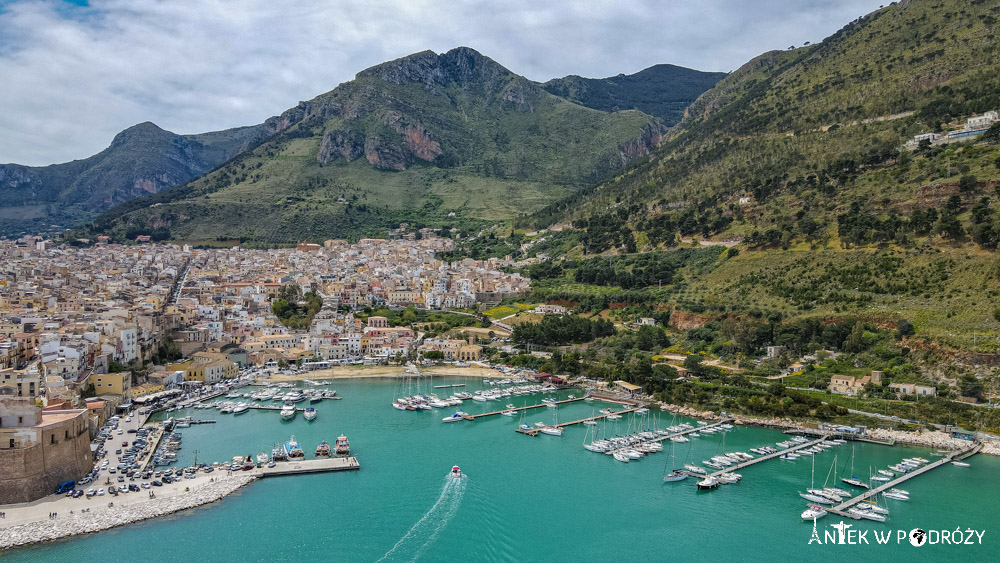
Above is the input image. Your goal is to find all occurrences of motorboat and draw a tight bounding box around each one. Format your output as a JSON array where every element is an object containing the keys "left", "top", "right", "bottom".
[
  {"left": 304, "top": 407, "right": 317, "bottom": 421},
  {"left": 802, "top": 504, "right": 828, "bottom": 520},
  {"left": 684, "top": 464, "right": 707, "bottom": 475},
  {"left": 583, "top": 420, "right": 598, "bottom": 426},
  {"left": 697, "top": 476, "right": 720, "bottom": 490},
  {"left": 334, "top": 434, "right": 350, "bottom": 456},
  {"left": 539, "top": 426, "right": 563, "bottom": 436},
  {"left": 501, "top": 410, "right": 517, "bottom": 417},
  {"left": 442, "top": 412, "right": 467, "bottom": 423},
  {"left": 883, "top": 491, "right": 909, "bottom": 501},
  {"left": 857, "top": 501, "right": 889, "bottom": 515},
  {"left": 889, "top": 488, "right": 909, "bottom": 496},
  {"left": 280, "top": 405, "right": 296, "bottom": 420},
  {"left": 952, "top": 461, "right": 970, "bottom": 467},
  {"left": 450, "top": 465, "right": 464, "bottom": 478},
  {"left": 613, "top": 452, "right": 630, "bottom": 463},
  {"left": 870, "top": 475, "right": 890, "bottom": 482}
]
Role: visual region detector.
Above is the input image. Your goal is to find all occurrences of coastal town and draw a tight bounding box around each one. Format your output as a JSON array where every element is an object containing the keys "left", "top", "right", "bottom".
[{"left": 0, "top": 235, "right": 527, "bottom": 505}]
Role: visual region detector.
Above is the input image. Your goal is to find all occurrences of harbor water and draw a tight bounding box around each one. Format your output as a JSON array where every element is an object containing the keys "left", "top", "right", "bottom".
[{"left": 6, "top": 377, "right": 999, "bottom": 561}]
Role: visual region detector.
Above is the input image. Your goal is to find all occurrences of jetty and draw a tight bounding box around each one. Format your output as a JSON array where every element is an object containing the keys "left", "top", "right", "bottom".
[
  {"left": 257, "top": 456, "right": 360, "bottom": 477},
  {"left": 827, "top": 443, "right": 982, "bottom": 519},
  {"left": 516, "top": 406, "right": 644, "bottom": 436},
  {"left": 600, "top": 419, "right": 733, "bottom": 451},
  {"left": 464, "top": 396, "right": 588, "bottom": 421},
  {"left": 697, "top": 436, "right": 829, "bottom": 481}
]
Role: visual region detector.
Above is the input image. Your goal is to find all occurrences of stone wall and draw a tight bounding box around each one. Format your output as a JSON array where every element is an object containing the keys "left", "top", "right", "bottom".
[{"left": 0, "top": 410, "right": 92, "bottom": 504}]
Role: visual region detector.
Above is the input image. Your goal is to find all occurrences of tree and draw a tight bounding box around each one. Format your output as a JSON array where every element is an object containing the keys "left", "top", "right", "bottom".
[
  {"left": 958, "top": 375, "right": 984, "bottom": 401},
  {"left": 959, "top": 174, "right": 978, "bottom": 192},
  {"left": 896, "top": 319, "right": 915, "bottom": 337},
  {"left": 843, "top": 321, "right": 866, "bottom": 353}
]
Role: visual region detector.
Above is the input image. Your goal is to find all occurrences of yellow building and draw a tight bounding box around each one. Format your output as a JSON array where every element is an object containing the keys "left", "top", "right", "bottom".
[{"left": 91, "top": 371, "right": 132, "bottom": 399}]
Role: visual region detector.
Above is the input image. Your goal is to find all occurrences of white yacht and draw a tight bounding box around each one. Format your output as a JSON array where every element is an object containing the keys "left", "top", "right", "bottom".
[
  {"left": 280, "top": 405, "right": 296, "bottom": 420},
  {"left": 304, "top": 407, "right": 317, "bottom": 421},
  {"left": 802, "top": 504, "right": 828, "bottom": 520},
  {"left": 539, "top": 426, "right": 563, "bottom": 436}
]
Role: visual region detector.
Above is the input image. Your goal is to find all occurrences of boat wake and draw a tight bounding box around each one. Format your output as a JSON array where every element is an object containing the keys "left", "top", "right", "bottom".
[{"left": 376, "top": 475, "right": 467, "bottom": 562}]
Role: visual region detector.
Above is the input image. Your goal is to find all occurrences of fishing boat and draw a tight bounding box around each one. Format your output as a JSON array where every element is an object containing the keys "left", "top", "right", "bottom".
[
  {"left": 304, "top": 407, "right": 317, "bottom": 421},
  {"left": 802, "top": 504, "right": 828, "bottom": 520},
  {"left": 284, "top": 436, "right": 304, "bottom": 459},
  {"left": 315, "top": 440, "right": 331, "bottom": 457},
  {"left": 334, "top": 434, "right": 350, "bottom": 456}
]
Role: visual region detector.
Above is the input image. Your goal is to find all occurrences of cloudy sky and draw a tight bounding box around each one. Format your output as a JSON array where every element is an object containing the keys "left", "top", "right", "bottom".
[{"left": 1, "top": 0, "right": 885, "bottom": 165}]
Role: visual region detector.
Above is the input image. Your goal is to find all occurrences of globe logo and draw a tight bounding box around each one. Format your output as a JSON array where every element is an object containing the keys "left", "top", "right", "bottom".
[{"left": 909, "top": 528, "right": 927, "bottom": 546}]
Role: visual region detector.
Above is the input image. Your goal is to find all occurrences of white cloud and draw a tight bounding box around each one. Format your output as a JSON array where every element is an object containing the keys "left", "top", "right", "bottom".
[{"left": 0, "top": 0, "right": 884, "bottom": 165}]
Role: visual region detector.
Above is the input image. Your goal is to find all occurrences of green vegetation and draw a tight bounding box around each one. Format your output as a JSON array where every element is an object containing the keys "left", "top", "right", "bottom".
[
  {"left": 73, "top": 48, "right": 664, "bottom": 244},
  {"left": 542, "top": 64, "right": 726, "bottom": 125},
  {"left": 1, "top": 122, "right": 263, "bottom": 238},
  {"left": 271, "top": 285, "right": 323, "bottom": 330},
  {"left": 511, "top": 314, "right": 615, "bottom": 346}
]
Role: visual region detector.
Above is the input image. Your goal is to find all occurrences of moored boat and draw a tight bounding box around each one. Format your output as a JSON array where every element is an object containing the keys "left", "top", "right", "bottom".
[
  {"left": 304, "top": 407, "right": 317, "bottom": 421},
  {"left": 315, "top": 440, "right": 331, "bottom": 457},
  {"left": 334, "top": 434, "right": 350, "bottom": 456}
]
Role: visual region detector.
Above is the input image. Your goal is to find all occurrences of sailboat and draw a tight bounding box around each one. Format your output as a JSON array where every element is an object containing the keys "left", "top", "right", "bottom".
[
  {"left": 539, "top": 404, "right": 562, "bottom": 436},
  {"left": 840, "top": 445, "right": 869, "bottom": 489},
  {"left": 799, "top": 455, "right": 836, "bottom": 504},
  {"left": 662, "top": 440, "right": 688, "bottom": 482}
]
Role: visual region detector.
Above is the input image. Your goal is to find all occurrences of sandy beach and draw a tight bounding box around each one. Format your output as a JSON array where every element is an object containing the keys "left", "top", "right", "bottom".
[{"left": 265, "top": 364, "right": 506, "bottom": 382}]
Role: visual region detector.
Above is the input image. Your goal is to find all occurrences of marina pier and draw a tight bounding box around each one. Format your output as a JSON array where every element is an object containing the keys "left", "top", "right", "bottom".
[
  {"left": 827, "top": 443, "right": 982, "bottom": 519},
  {"left": 463, "top": 396, "right": 588, "bottom": 421},
  {"left": 601, "top": 419, "right": 732, "bottom": 452},
  {"left": 695, "top": 436, "right": 829, "bottom": 481},
  {"left": 516, "top": 405, "right": 644, "bottom": 436},
  {"left": 257, "top": 456, "right": 360, "bottom": 477}
]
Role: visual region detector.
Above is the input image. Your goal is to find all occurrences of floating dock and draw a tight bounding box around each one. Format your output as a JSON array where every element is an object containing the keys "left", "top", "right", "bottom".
[
  {"left": 826, "top": 443, "right": 981, "bottom": 519},
  {"left": 601, "top": 419, "right": 733, "bottom": 452},
  {"left": 257, "top": 456, "right": 360, "bottom": 477},
  {"left": 464, "top": 396, "right": 588, "bottom": 421},
  {"left": 696, "top": 436, "right": 829, "bottom": 481},
  {"left": 517, "top": 406, "right": 644, "bottom": 436}
]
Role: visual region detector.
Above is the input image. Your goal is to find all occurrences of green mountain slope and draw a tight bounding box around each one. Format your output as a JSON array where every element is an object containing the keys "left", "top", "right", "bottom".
[
  {"left": 542, "top": 64, "right": 726, "bottom": 125},
  {"left": 0, "top": 122, "right": 266, "bottom": 238},
  {"left": 542, "top": 0, "right": 1000, "bottom": 254},
  {"left": 79, "top": 47, "right": 668, "bottom": 243}
]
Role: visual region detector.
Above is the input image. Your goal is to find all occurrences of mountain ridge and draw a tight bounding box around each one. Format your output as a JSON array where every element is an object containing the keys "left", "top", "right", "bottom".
[{"left": 74, "top": 47, "right": 716, "bottom": 244}]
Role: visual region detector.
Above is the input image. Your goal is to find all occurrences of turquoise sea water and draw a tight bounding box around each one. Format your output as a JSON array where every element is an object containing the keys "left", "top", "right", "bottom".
[{"left": 6, "top": 377, "right": 1000, "bottom": 562}]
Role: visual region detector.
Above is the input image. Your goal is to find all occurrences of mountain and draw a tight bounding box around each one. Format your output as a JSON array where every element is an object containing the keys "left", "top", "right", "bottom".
[
  {"left": 542, "top": 64, "right": 726, "bottom": 125},
  {"left": 525, "top": 0, "right": 1000, "bottom": 352},
  {"left": 78, "top": 47, "right": 671, "bottom": 244},
  {"left": 0, "top": 122, "right": 266, "bottom": 238},
  {"left": 541, "top": 0, "right": 1000, "bottom": 253}
]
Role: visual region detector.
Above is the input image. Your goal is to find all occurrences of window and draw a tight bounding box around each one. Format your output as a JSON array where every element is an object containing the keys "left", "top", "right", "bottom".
[
  {"left": 17, "top": 416, "right": 22, "bottom": 425},
  {"left": 50, "top": 434, "right": 55, "bottom": 444},
  {"left": 8, "top": 439, "right": 13, "bottom": 448}
]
